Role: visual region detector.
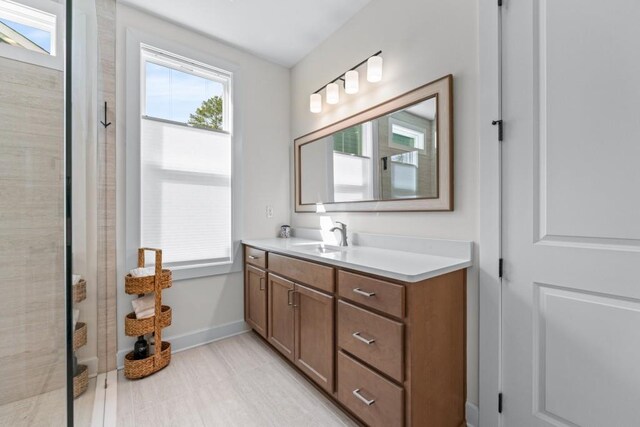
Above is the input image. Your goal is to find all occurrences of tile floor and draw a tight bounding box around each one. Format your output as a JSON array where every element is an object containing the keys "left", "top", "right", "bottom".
[
  {"left": 117, "top": 332, "right": 357, "bottom": 426},
  {"left": 0, "top": 377, "right": 96, "bottom": 427}
]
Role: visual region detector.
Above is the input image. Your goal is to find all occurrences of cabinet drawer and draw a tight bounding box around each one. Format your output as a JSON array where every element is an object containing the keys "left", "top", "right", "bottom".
[
  {"left": 337, "top": 351, "right": 403, "bottom": 427},
  {"left": 269, "top": 253, "right": 334, "bottom": 293},
  {"left": 338, "top": 300, "right": 403, "bottom": 382},
  {"left": 338, "top": 270, "right": 404, "bottom": 318},
  {"left": 245, "top": 246, "right": 267, "bottom": 268}
]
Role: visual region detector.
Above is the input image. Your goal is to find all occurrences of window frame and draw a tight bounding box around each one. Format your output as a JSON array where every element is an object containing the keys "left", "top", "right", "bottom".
[
  {"left": 125, "top": 29, "right": 243, "bottom": 281},
  {"left": 0, "top": 0, "right": 63, "bottom": 70},
  {"left": 388, "top": 116, "right": 426, "bottom": 153},
  {"left": 140, "top": 45, "right": 232, "bottom": 131}
]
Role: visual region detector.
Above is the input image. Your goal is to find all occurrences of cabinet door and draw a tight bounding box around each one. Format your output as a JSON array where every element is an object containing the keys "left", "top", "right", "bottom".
[
  {"left": 245, "top": 265, "right": 267, "bottom": 338},
  {"left": 294, "top": 283, "right": 335, "bottom": 393},
  {"left": 267, "top": 274, "right": 295, "bottom": 361}
]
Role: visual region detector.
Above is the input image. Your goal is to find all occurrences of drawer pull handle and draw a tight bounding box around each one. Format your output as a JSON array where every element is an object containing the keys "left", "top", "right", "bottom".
[
  {"left": 248, "top": 255, "right": 261, "bottom": 260},
  {"left": 353, "top": 288, "right": 376, "bottom": 297},
  {"left": 287, "top": 289, "right": 293, "bottom": 306},
  {"left": 352, "top": 389, "right": 375, "bottom": 406},
  {"left": 352, "top": 332, "right": 375, "bottom": 345}
]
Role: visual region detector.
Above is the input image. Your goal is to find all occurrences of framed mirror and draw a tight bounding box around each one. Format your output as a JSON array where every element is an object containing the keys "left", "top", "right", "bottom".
[{"left": 295, "top": 75, "right": 453, "bottom": 212}]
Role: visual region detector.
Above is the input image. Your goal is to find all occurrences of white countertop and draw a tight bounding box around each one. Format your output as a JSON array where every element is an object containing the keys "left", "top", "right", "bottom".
[{"left": 242, "top": 235, "right": 472, "bottom": 283}]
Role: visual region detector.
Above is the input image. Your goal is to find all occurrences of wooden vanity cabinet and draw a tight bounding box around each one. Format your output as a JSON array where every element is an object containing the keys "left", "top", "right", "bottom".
[
  {"left": 266, "top": 269, "right": 335, "bottom": 393},
  {"left": 267, "top": 273, "right": 295, "bottom": 361},
  {"left": 244, "top": 245, "right": 466, "bottom": 427},
  {"left": 294, "top": 283, "right": 334, "bottom": 393},
  {"left": 244, "top": 265, "right": 268, "bottom": 338}
]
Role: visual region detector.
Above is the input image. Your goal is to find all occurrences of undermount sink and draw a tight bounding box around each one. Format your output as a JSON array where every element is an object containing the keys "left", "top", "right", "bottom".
[{"left": 297, "top": 243, "right": 344, "bottom": 254}]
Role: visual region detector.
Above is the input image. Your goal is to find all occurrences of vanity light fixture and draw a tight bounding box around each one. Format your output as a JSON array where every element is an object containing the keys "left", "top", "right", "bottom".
[
  {"left": 345, "top": 70, "right": 359, "bottom": 94},
  {"left": 309, "top": 93, "right": 322, "bottom": 113},
  {"left": 309, "top": 51, "right": 382, "bottom": 113},
  {"left": 367, "top": 55, "right": 383, "bottom": 82},
  {"left": 326, "top": 82, "right": 340, "bottom": 104}
]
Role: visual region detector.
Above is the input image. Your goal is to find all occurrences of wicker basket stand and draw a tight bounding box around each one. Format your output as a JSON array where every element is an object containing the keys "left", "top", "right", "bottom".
[
  {"left": 72, "top": 277, "right": 88, "bottom": 398},
  {"left": 123, "top": 248, "right": 172, "bottom": 379}
]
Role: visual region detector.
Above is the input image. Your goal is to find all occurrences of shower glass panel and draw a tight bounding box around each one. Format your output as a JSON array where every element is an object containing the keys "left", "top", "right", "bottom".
[
  {"left": 0, "top": 0, "right": 107, "bottom": 424},
  {"left": 71, "top": 0, "right": 108, "bottom": 425}
]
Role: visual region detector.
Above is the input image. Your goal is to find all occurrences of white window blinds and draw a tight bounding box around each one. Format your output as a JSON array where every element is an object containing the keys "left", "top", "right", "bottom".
[{"left": 140, "top": 118, "right": 232, "bottom": 266}]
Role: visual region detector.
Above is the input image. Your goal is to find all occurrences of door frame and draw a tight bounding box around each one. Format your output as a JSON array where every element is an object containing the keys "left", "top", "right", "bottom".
[{"left": 479, "top": 0, "right": 502, "bottom": 426}]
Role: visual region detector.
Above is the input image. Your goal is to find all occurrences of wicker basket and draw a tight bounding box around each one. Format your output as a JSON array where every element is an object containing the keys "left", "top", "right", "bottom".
[
  {"left": 73, "top": 364, "right": 88, "bottom": 398},
  {"left": 125, "top": 270, "right": 172, "bottom": 295},
  {"left": 73, "top": 279, "right": 87, "bottom": 303},
  {"left": 124, "top": 305, "right": 172, "bottom": 336},
  {"left": 123, "top": 341, "right": 171, "bottom": 379},
  {"left": 123, "top": 248, "right": 172, "bottom": 380},
  {"left": 73, "top": 322, "right": 87, "bottom": 351}
]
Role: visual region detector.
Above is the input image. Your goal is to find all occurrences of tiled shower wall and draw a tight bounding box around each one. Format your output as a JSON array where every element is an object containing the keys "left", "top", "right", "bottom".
[
  {"left": 0, "top": 0, "right": 117, "bottom": 405},
  {"left": 96, "top": 0, "right": 117, "bottom": 375},
  {"left": 0, "top": 57, "right": 65, "bottom": 405}
]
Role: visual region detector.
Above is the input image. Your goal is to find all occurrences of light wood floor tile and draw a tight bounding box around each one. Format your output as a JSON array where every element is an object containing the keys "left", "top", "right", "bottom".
[
  {"left": 118, "top": 332, "right": 357, "bottom": 427},
  {"left": 133, "top": 395, "right": 205, "bottom": 427},
  {"left": 74, "top": 377, "right": 97, "bottom": 427},
  {"left": 0, "top": 377, "right": 99, "bottom": 427}
]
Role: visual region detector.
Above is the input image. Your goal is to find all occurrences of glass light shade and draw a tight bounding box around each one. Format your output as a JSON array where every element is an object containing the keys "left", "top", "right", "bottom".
[
  {"left": 345, "top": 70, "right": 359, "bottom": 94},
  {"left": 367, "top": 56, "right": 383, "bottom": 82},
  {"left": 309, "top": 93, "right": 322, "bottom": 113},
  {"left": 326, "top": 82, "right": 339, "bottom": 104}
]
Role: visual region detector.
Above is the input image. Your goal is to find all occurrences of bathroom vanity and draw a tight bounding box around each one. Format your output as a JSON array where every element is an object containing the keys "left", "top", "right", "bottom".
[{"left": 243, "top": 233, "right": 471, "bottom": 427}]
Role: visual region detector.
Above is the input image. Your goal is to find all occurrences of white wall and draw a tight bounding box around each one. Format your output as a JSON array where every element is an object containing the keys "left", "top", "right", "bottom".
[
  {"left": 290, "top": 0, "right": 480, "bottom": 405},
  {"left": 115, "top": 5, "right": 291, "bottom": 362}
]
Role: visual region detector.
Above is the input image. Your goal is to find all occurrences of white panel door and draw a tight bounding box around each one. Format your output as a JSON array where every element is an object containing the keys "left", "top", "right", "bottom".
[{"left": 501, "top": 1, "right": 640, "bottom": 426}]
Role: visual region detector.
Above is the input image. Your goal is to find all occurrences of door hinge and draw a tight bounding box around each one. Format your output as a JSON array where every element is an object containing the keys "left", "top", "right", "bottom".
[
  {"left": 498, "top": 258, "right": 504, "bottom": 278},
  {"left": 498, "top": 392, "right": 503, "bottom": 413},
  {"left": 492, "top": 119, "right": 503, "bottom": 141}
]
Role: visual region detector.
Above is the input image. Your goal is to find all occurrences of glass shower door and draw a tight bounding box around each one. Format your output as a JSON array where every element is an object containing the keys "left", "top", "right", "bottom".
[{"left": 70, "top": 0, "right": 108, "bottom": 424}]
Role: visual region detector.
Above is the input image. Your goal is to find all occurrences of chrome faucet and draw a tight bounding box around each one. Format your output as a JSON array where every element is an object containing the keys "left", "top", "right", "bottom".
[{"left": 329, "top": 222, "right": 348, "bottom": 247}]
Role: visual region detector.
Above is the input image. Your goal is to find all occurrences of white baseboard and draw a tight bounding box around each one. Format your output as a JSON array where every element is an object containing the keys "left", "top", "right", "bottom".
[
  {"left": 117, "top": 320, "right": 249, "bottom": 369},
  {"left": 466, "top": 401, "right": 479, "bottom": 427},
  {"left": 79, "top": 356, "right": 99, "bottom": 378}
]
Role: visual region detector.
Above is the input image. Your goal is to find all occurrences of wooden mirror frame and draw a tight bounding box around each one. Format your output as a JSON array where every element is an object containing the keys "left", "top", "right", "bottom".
[{"left": 294, "top": 74, "right": 453, "bottom": 213}]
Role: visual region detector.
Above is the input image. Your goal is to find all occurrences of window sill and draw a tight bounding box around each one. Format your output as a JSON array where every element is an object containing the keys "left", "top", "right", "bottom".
[{"left": 168, "top": 258, "right": 242, "bottom": 281}]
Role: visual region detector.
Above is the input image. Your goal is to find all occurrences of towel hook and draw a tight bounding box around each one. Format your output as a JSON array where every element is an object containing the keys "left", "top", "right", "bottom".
[{"left": 100, "top": 101, "right": 112, "bottom": 128}]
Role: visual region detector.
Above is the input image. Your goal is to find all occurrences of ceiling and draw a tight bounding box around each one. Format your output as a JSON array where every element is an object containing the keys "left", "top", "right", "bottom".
[{"left": 120, "top": 0, "right": 371, "bottom": 67}]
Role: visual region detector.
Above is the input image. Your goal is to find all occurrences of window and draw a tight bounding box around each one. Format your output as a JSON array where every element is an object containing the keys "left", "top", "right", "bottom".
[
  {"left": 333, "top": 125, "right": 364, "bottom": 156},
  {"left": 139, "top": 45, "right": 234, "bottom": 272},
  {"left": 388, "top": 117, "right": 426, "bottom": 152},
  {"left": 0, "top": 0, "right": 62, "bottom": 69},
  {"left": 332, "top": 122, "right": 374, "bottom": 202}
]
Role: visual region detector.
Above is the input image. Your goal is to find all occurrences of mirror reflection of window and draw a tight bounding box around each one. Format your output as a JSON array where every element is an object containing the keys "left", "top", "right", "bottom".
[
  {"left": 390, "top": 150, "right": 419, "bottom": 198},
  {"left": 389, "top": 118, "right": 426, "bottom": 152},
  {"left": 379, "top": 99, "right": 437, "bottom": 200},
  {"left": 332, "top": 122, "right": 374, "bottom": 202}
]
